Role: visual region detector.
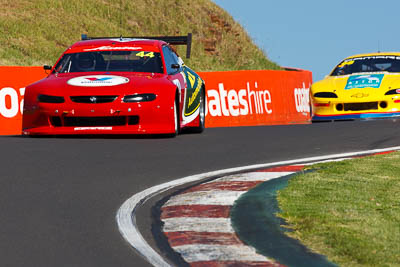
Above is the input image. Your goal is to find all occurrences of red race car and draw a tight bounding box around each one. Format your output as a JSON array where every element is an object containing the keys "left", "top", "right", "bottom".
[{"left": 22, "top": 34, "right": 205, "bottom": 136}]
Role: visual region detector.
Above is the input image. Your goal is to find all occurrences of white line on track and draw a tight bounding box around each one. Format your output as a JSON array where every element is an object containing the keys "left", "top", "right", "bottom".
[
  {"left": 164, "top": 190, "right": 245, "bottom": 207},
  {"left": 162, "top": 217, "right": 234, "bottom": 233},
  {"left": 116, "top": 146, "right": 400, "bottom": 266},
  {"left": 173, "top": 244, "right": 271, "bottom": 262},
  {"left": 214, "top": 171, "right": 295, "bottom": 182}
]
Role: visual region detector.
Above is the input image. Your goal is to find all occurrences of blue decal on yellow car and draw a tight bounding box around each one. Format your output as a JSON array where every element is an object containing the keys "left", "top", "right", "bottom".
[{"left": 345, "top": 74, "right": 384, "bottom": 90}]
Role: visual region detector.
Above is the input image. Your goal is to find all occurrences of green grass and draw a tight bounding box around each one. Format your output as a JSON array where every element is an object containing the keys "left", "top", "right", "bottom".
[
  {"left": 277, "top": 153, "right": 400, "bottom": 266},
  {"left": 0, "top": 0, "right": 280, "bottom": 71}
]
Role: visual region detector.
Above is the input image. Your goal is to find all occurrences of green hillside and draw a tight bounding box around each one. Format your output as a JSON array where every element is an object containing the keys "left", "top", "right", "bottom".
[{"left": 0, "top": 0, "right": 279, "bottom": 71}]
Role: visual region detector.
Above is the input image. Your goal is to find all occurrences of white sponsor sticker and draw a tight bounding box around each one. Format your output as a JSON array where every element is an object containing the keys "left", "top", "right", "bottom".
[
  {"left": 67, "top": 75, "right": 129, "bottom": 87},
  {"left": 84, "top": 46, "right": 143, "bottom": 51},
  {"left": 74, "top": 127, "right": 113, "bottom": 131}
]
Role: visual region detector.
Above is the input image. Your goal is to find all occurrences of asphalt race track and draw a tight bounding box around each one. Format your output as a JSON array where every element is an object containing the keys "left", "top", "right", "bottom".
[{"left": 1, "top": 119, "right": 400, "bottom": 267}]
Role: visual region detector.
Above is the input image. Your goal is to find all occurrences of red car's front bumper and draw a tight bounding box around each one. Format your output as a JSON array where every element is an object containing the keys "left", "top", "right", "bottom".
[{"left": 23, "top": 101, "right": 176, "bottom": 135}]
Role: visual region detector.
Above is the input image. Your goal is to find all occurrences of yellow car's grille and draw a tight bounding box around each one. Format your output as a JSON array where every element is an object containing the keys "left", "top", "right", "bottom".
[{"left": 343, "top": 102, "right": 378, "bottom": 111}]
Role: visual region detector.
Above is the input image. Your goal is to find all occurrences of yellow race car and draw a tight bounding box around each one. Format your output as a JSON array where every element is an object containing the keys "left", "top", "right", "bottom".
[{"left": 311, "top": 52, "right": 400, "bottom": 121}]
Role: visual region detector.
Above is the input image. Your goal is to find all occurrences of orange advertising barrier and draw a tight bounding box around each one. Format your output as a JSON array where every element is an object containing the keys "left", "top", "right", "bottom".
[
  {"left": 0, "top": 67, "right": 47, "bottom": 135},
  {"left": 198, "top": 70, "right": 312, "bottom": 127},
  {"left": 0, "top": 67, "right": 311, "bottom": 135}
]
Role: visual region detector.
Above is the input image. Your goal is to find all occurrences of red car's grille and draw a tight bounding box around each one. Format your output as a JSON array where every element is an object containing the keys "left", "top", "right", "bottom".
[
  {"left": 344, "top": 102, "right": 378, "bottom": 111},
  {"left": 50, "top": 116, "right": 139, "bottom": 127},
  {"left": 70, "top": 96, "right": 118, "bottom": 104}
]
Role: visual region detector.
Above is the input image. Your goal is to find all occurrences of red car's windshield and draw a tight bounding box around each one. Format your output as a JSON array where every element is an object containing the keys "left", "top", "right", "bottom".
[{"left": 53, "top": 50, "right": 163, "bottom": 74}]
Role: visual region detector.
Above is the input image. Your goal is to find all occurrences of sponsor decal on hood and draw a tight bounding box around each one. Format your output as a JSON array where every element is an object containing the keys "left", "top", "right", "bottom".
[
  {"left": 67, "top": 75, "right": 129, "bottom": 87},
  {"left": 345, "top": 74, "right": 384, "bottom": 90}
]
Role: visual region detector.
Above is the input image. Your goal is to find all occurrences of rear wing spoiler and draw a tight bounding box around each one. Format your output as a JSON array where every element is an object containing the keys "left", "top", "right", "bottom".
[{"left": 81, "top": 33, "right": 193, "bottom": 58}]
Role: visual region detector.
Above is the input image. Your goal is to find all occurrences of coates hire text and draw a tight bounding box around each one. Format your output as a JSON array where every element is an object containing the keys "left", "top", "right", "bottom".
[{"left": 206, "top": 82, "right": 272, "bottom": 117}]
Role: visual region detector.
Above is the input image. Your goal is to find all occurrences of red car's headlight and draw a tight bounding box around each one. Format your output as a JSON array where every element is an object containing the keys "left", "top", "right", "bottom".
[{"left": 123, "top": 94, "right": 156, "bottom": 103}]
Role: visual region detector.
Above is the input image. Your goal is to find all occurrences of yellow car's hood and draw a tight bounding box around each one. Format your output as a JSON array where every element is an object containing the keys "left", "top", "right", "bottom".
[{"left": 312, "top": 73, "right": 400, "bottom": 99}]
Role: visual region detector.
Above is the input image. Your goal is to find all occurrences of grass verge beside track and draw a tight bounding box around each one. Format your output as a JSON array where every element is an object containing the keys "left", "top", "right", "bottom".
[
  {"left": 1, "top": 0, "right": 280, "bottom": 71},
  {"left": 277, "top": 152, "right": 400, "bottom": 267}
]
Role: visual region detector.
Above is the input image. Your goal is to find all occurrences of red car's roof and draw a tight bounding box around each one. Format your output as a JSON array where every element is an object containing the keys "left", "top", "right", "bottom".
[{"left": 66, "top": 38, "right": 165, "bottom": 53}]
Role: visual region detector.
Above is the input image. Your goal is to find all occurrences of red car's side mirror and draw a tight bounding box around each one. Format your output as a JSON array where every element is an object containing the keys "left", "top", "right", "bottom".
[{"left": 43, "top": 65, "right": 52, "bottom": 74}]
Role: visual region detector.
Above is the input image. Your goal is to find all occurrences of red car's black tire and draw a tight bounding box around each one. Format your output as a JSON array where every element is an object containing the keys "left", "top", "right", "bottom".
[{"left": 188, "top": 88, "right": 205, "bottom": 133}]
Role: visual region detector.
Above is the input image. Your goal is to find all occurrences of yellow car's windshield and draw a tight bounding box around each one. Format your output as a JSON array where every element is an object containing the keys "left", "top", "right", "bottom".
[{"left": 331, "top": 55, "right": 400, "bottom": 76}]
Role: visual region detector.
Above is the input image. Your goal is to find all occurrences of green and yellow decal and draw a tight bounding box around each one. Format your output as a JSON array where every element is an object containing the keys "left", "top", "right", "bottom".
[{"left": 183, "top": 66, "right": 203, "bottom": 117}]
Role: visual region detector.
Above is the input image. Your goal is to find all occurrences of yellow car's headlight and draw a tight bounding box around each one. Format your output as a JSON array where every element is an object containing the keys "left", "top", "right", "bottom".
[
  {"left": 313, "top": 92, "right": 338, "bottom": 98},
  {"left": 385, "top": 89, "right": 400, "bottom": 95}
]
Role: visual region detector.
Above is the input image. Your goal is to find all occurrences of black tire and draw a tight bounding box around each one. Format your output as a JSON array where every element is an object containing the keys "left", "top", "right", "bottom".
[
  {"left": 174, "top": 98, "right": 180, "bottom": 135},
  {"left": 169, "top": 95, "right": 180, "bottom": 137},
  {"left": 189, "top": 88, "right": 205, "bottom": 133}
]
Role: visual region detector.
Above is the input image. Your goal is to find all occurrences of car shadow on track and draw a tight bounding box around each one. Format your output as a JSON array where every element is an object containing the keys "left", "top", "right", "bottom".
[
  {"left": 15, "top": 130, "right": 204, "bottom": 139},
  {"left": 15, "top": 134, "right": 179, "bottom": 139}
]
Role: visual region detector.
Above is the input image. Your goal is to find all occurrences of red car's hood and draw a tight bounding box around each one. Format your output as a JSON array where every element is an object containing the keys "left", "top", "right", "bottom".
[{"left": 28, "top": 72, "right": 172, "bottom": 96}]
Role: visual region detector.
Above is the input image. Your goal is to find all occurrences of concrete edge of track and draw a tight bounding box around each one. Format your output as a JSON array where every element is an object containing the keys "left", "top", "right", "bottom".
[{"left": 116, "top": 145, "right": 400, "bottom": 266}]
